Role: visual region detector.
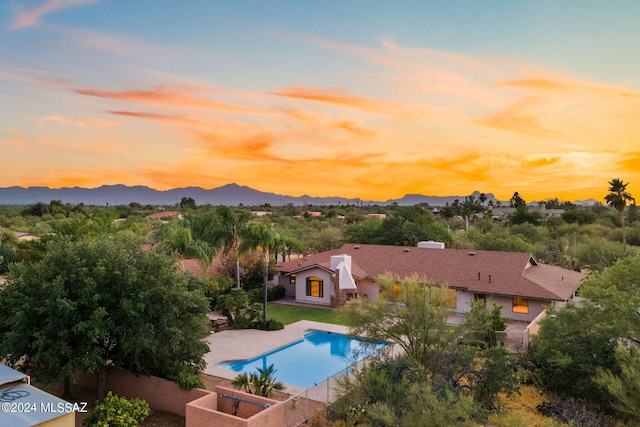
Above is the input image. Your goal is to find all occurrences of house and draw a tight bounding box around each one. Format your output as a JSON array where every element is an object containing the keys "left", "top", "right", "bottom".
[
  {"left": 276, "top": 243, "right": 586, "bottom": 322},
  {"left": 251, "top": 211, "right": 272, "bottom": 217},
  {"left": 365, "top": 213, "right": 387, "bottom": 219},
  {"left": 490, "top": 206, "right": 565, "bottom": 221},
  {"left": 0, "top": 363, "right": 75, "bottom": 427},
  {"left": 13, "top": 232, "right": 42, "bottom": 242},
  {"left": 146, "top": 211, "right": 182, "bottom": 220}
]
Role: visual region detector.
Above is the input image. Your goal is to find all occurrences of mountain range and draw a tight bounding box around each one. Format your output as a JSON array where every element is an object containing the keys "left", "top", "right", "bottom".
[{"left": 0, "top": 184, "right": 514, "bottom": 207}]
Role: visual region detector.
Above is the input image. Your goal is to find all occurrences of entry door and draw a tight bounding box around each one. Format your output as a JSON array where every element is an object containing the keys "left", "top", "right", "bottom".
[{"left": 475, "top": 294, "right": 487, "bottom": 308}]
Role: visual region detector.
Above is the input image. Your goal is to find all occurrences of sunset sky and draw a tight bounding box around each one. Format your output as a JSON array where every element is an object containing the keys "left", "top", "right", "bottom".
[{"left": 1, "top": 1, "right": 639, "bottom": 203}]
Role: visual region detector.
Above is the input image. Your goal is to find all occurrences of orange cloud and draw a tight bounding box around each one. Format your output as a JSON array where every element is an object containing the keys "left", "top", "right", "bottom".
[
  {"left": 109, "top": 110, "right": 200, "bottom": 126},
  {"left": 521, "top": 156, "right": 561, "bottom": 169},
  {"left": 617, "top": 152, "right": 640, "bottom": 175},
  {"left": 502, "top": 77, "right": 640, "bottom": 99},
  {"left": 272, "top": 86, "right": 422, "bottom": 120},
  {"left": 143, "top": 167, "right": 233, "bottom": 190},
  {"left": 331, "top": 120, "right": 375, "bottom": 137},
  {"left": 476, "top": 96, "right": 561, "bottom": 139},
  {"left": 16, "top": 168, "right": 136, "bottom": 189},
  {"left": 76, "top": 87, "right": 266, "bottom": 115},
  {"left": 192, "top": 131, "right": 293, "bottom": 164},
  {"left": 12, "top": 0, "right": 97, "bottom": 29},
  {"left": 36, "top": 115, "right": 121, "bottom": 127}
]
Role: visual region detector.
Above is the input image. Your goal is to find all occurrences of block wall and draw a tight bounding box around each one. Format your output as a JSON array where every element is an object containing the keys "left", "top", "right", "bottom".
[{"left": 76, "top": 368, "right": 209, "bottom": 416}]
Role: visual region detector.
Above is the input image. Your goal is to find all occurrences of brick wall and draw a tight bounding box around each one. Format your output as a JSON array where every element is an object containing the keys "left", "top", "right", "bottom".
[
  {"left": 76, "top": 369, "right": 209, "bottom": 416},
  {"left": 186, "top": 386, "right": 284, "bottom": 427}
]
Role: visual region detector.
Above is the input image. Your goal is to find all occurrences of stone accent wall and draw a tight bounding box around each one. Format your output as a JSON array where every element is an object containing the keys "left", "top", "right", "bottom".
[{"left": 330, "top": 269, "right": 347, "bottom": 308}]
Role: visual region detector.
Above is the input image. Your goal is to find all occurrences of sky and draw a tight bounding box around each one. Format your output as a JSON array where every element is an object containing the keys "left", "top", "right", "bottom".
[{"left": 1, "top": 1, "right": 639, "bottom": 203}]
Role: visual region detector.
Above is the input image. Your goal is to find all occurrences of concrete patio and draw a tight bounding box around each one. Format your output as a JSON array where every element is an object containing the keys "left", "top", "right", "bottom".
[{"left": 203, "top": 320, "right": 351, "bottom": 395}]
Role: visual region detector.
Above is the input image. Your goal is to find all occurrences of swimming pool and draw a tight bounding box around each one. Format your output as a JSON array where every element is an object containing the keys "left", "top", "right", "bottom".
[{"left": 217, "top": 330, "right": 386, "bottom": 388}]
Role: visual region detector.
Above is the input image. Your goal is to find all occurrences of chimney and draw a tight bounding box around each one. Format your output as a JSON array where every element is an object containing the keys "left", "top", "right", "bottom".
[{"left": 331, "top": 254, "right": 351, "bottom": 270}]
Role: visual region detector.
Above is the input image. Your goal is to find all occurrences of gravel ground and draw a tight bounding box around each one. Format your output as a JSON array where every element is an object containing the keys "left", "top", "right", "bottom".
[{"left": 140, "top": 409, "right": 185, "bottom": 427}]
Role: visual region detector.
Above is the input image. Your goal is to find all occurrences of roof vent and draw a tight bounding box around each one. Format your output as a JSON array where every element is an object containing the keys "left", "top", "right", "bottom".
[
  {"left": 488, "top": 274, "right": 492, "bottom": 283},
  {"left": 354, "top": 245, "right": 360, "bottom": 249},
  {"left": 403, "top": 248, "right": 410, "bottom": 252},
  {"left": 477, "top": 272, "right": 481, "bottom": 280},
  {"left": 469, "top": 251, "right": 476, "bottom": 256}
]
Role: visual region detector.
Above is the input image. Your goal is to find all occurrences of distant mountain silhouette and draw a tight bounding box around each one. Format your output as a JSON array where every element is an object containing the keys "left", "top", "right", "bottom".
[{"left": 0, "top": 184, "right": 501, "bottom": 207}]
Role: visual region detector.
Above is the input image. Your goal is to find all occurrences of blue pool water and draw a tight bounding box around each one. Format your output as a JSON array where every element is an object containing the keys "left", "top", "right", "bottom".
[{"left": 217, "top": 330, "right": 386, "bottom": 388}]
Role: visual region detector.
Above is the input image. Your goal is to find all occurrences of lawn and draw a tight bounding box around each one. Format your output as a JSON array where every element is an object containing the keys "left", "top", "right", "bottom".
[{"left": 266, "top": 303, "right": 345, "bottom": 325}]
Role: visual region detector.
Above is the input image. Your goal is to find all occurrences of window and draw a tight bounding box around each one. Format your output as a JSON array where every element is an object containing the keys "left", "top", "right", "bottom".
[
  {"left": 306, "top": 276, "right": 323, "bottom": 298},
  {"left": 289, "top": 273, "right": 296, "bottom": 285},
  {"left": 447, "top": 289, "right": 457, "bottom": 309},
  {"left": 513, "top": 297, "right": 529, "bottom": 314}
]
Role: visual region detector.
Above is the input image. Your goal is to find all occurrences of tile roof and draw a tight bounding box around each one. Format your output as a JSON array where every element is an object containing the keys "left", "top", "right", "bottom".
[{"left": 277, "top": 243, "right": 586, "bottom": 301}]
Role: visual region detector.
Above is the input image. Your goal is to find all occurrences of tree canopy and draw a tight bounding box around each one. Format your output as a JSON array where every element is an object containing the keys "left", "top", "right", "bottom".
[{"left": 0, "top": 236, "right": 210, "bottom": 399}]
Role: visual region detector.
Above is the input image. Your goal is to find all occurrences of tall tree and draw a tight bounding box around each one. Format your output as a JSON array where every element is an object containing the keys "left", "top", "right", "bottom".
[
  {"left": 212, "top": 207, "right": 251, "bottom": 288},
  {"left": 509, "top": 192, "right": 526, "bottom": 208},
  {"left": 605, "top": 178, "right": 635, "bottom": 254},
  {"left": 240, "top": 222, "right": 280, "bottom": 330},
  {"left": 0, "top": 236, "right": 210, "bottom": 400},
  {"left": 340, "top": 273, "right": 457, "bottom": 370},
  {"left": 156, "top": 218, "right": 215, "bottom": 275}
]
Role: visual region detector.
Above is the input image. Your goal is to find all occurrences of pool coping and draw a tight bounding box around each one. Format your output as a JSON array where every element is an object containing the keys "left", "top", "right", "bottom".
[{"left": 203, "top": 320, "right": 352, "bottom": 394}]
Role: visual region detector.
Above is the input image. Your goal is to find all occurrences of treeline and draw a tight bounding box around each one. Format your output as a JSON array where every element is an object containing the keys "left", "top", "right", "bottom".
[{"left": 1, "top": 192, "right": 639, "bottom": 275}]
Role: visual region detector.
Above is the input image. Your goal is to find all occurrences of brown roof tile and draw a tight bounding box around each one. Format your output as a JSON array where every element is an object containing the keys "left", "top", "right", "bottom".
[{"left": 277, "top": 243, "right": 586, "bottom": 301}]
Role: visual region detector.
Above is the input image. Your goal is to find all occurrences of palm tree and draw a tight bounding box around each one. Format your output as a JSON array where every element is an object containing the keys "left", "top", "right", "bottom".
[
  {"left": 252, "top": 364, "right": 284, "bottom": 397},
  {"left": 215, "top": 288, "right": 250, "bottom": 325},
  {"left": 240, "top": 222, "right": 280, "bottom": 330},
  {"left": 231, "top": 373, "right": 252, "bottom": 394},
  {"left": 231, "top": 364, "right": 284, "bottom": 397},
  {"left": 605, "top": 178, "right": 635, "bottom": 254},
  {"left": 156, "top": 217, "right": 215, "bottom": 275},
  {"left": 212, "top": 207, "right": 251, "bottom": 288}
]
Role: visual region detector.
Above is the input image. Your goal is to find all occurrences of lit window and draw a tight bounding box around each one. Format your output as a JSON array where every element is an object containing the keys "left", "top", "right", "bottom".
[
  {"left": 447, "top": 289, "right": 457, "bottom": 309},
  {"left": 290, "top": 274, "right": 296, "bottom": 285},
  {"left": 393, "top": 283, "right": 402, "bottom": 298},
  {"left": 513, "top": 297, "right": 529, "bottom": 314},
  {"left": 306, "top": 276, "right": 323, "bottom": 298}
]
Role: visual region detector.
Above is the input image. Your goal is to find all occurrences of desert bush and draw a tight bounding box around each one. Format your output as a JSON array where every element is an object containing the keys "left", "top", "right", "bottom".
[{"left": 84, "top": 392, "right": 149, "bottom": 427}]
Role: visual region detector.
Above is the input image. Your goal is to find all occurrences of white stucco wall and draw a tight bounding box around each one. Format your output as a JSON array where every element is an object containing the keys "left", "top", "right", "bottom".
[
  {"left": 356, "top": 279, "right": 379, "bottom": 302},
  {"left": 293, "top": 269, "right": 332, "bottom": 305},
  {"left": 454, "top": 289, "right": 475, "bottom": 313},
  {"left": 489, "top": 295, "right": 548, "bottom": 322},
  {"left": 451, "top": 292, "right": 551, "bottom": 322}
]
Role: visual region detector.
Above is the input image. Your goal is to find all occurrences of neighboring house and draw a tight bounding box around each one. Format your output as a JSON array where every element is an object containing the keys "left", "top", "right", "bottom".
[
  {"left": 13, "top": 232, "right": 41, "bottom": 242},
  {"left": 146, "top": 211, "right": 182, "bottom": 220},
  {"left": 365, "top": 213, "right": 387, "bottom": 219},
  {"left": 276, "top": 243, "right": 586, "bottom": 322},
  {"left": 490, "top": 207, "right": 565, "bottom": 221},
  {"left": 251, "top": 211, "right": 272, "bottom": 217},
  {"left": 0, "top": 363, "right": 75, "bottom": 427},
  {"left": 292, "top": 211, "right": 322, "bottom": 219}
]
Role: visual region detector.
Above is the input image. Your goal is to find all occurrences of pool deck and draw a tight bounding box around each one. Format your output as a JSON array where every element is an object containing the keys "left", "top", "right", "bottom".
[{"left": 203, "top": 320, "right": 351, "bottom": 394}]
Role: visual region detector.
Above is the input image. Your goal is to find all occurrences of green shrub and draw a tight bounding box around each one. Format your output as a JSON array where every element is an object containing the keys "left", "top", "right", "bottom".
[
  {"left": 169, "top": 369, "right": 205, "bottom": 390},
  {"left": 268, "top": 285, "right": 286, "bottom": 301},
  {"left": 84, "top": 392, "right": 150, "bottom": 427},
  {"left": 265, "top": 319, "right": 284, "bottom": 330},
  {"left": 248, "top": 318, "right": 284, "bottom": 331}
]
